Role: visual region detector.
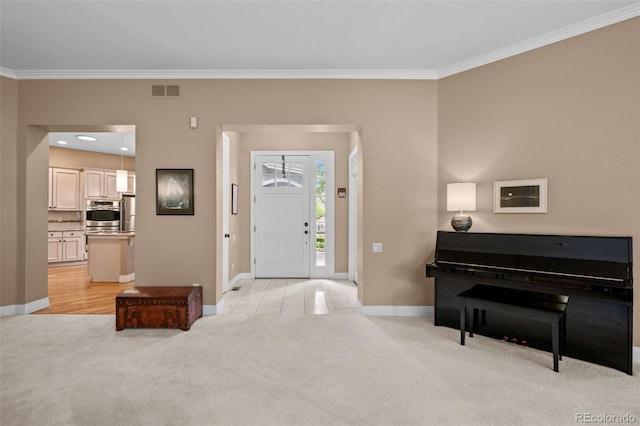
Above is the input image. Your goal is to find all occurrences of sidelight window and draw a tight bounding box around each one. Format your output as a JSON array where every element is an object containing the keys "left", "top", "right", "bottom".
[{"left": 315, "top": 160, "right": 326, "bottom": 266}]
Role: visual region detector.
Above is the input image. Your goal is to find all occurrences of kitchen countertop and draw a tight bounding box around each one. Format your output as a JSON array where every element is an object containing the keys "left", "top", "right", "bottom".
[
  {"left": 87, "top": 231, "right": 135, "bottom": 237},
  {"left": 48, "top": 222, "right": 84, "bottom": 232}
]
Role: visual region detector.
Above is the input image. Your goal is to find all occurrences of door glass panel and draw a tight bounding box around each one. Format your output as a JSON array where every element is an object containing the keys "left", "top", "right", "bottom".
[
  {"left": 262, "top": 161, "right": 306, "bottom": 188},
  {"left": 261, "top": 162, "right": 277, "bottom": 187},
  {"left": 285, "top": 162, "right": 303, "bottom": 187},
  {"left": 315, "top": 160, "right": 326, "bottom": 266}
]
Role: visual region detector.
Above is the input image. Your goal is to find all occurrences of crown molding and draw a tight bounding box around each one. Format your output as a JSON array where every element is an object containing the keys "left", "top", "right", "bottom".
[
  {"left": 3, "top": 3, "right": 638, "bottom": 81},
  {"left": 5, "top": 68, "right": 438, "bottom": 81},
  {"left": 0, "top": 67, "right": 18, "bottom": 79},
  {"left": 438, "top": 2, "right": 640, "bottom": 78}
]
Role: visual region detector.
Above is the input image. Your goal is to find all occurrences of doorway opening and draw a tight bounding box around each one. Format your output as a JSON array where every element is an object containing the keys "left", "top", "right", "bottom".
[
  {"left": 216, "top": 125, "right": 362, "bottom": 303},
  {"left": 41, "top": 127, "right": 136, "bottom": 314}
]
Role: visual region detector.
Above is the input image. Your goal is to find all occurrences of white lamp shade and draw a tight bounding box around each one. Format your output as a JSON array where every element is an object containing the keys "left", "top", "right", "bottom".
[
  {"left": 447, "top": 182, "right": 476, "bottom": 211},
  {"left": 116, "top": 169, "right": 128, "bottom": 192}
]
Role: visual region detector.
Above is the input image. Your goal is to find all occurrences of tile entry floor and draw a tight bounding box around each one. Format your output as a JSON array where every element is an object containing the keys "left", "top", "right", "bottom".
[{"left": 219, "top": 278, "right": 359, "bottom": 315}]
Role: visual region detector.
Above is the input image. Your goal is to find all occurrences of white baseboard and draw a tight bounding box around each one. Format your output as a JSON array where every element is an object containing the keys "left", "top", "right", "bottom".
[
  {"left": 26, "top": 297, "right": 50, "bottom": 313},
  {"left": 48, "top": 260, "right": 87, "bottom": 268},
  {"left": 119, "top": 273, "right": 135, "bottom": 283},
  {"left": 0, "top": 305, "right": 20, "bottom": 317},
  {"left": 0, "top": 297, "right": 50, "bottom": 317},
  {"left": 203, "top": 299, "right": 224, "bottom": 316},
  {"left": 224, "top": 273, "right": 251, "bottom": 292},
  {"left": 331, "top": 273, "right": 349, "bottom": 280},
  {"left": 357, "top": 301, "right": 434, "bottom": 317}
]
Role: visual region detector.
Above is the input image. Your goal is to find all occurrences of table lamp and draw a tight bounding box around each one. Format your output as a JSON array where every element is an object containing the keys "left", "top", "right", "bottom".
[{"left": 447, "top": 182, "right": 476, "bottom": 232}]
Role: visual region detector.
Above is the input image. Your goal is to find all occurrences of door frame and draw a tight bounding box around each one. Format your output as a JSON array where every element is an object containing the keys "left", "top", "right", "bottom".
[
  {"left": 251, "top": 150, "right": 335, "bottom": 279},
  {"left": 222, "top": 133, "right": 231, "bottom": 291},
  {"left": 348, "top": 146, "right": 358, "bottom": 283}
]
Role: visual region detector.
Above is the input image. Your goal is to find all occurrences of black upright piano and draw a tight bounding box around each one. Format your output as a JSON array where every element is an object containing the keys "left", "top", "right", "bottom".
[{"left": 426, "top": 231, "right": 633, "bottom": 374}]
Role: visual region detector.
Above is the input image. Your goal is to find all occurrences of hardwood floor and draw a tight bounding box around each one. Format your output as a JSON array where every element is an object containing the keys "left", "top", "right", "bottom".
[{"left": 35, "top": 264, "right": 134, "bottom": 314}]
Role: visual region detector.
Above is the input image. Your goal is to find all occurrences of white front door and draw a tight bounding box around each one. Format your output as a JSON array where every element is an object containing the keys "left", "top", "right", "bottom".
[{"left": 255, "top": 155, "right": 310, "bottom": 277}]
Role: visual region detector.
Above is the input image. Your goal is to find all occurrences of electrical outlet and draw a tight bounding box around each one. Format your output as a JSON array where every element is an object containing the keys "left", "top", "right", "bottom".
[{"left": 372, "top": 243, "right": 383, "bottom": 253}]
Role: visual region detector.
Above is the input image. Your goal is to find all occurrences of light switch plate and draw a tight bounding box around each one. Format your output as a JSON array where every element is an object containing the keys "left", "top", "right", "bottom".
[{"left": 372, "top": 243, "right": 382, "bottom": 253}]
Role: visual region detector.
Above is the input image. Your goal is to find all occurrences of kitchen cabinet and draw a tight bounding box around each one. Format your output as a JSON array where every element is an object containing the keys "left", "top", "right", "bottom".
[
  {"left": 48, "top": 230, "right": 85, "bottom": 263},
  {"left": 85, "top": 169, "right": 120, "bottom": 199},
  {"left": 47, "top": 231, "right": 64, "bottom": 262},
  {"left": 49, "top": 168, "right": 80, "bottom": 211}
]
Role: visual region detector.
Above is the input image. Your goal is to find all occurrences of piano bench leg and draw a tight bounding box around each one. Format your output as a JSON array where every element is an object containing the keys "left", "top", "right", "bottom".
[
  {"left": 552, "top": 319, "right": 560, "bottom": 372},
  {"left": 472, "top": 308, "right": 479, "bottom": 335},
  {"left": 460, "top": 303, "right": 467, "bottom": 345},
  {"left": 559, "top": 312, "right": 566, "bottom": 361}
]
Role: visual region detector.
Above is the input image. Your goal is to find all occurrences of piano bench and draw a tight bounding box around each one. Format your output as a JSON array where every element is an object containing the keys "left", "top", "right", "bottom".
[{"left": 458, "top": 285, "right": 568, "bottom": 372}]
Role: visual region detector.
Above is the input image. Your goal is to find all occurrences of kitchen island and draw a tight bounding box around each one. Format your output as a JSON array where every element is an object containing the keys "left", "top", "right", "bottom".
[{"left": 87, "top": 232, "right": 135, "bottom": 282}]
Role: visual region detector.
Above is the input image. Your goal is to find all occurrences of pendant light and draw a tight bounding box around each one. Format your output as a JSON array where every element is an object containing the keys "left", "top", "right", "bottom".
[{"left": 116, "top": 133, "right": 128, "bottom": 192}]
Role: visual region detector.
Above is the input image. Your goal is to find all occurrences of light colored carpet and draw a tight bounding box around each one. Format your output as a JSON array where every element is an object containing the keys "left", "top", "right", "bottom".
[{"left": 1, "top": 314, "right": 638, "bottom": 426}]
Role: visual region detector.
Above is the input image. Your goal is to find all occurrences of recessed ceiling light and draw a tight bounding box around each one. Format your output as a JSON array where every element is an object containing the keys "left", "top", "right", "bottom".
[
  {"left": 120, "top": 147, "right": 129, "bottom": 151},
  {"left": 76, "top": 135, "right": 97, "bottom": 141},
  {"left": 57, "top": 140, "right": 68, "bottom": 145}
]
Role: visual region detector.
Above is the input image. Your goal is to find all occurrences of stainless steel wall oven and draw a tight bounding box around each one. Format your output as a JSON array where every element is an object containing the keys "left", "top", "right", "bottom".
[{"left": 85, "top": 200, "right": 121, "bottom": 233}]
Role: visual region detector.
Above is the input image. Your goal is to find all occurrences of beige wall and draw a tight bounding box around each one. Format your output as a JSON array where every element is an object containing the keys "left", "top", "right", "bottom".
[
  {"left": 49, "top": 146, "right": 135, "bottom": 171},
  {"left": 5, "top": 79, "right": 438, "bottom": 309},
  {"left": 1, "top": 77, "right": 20, "bottom": 306},
  {"left": 438, "top": 18, "right": 640, "bottom": 343},
  {"left": 233, "top": 131, "right": 351, "bottom": 274}
]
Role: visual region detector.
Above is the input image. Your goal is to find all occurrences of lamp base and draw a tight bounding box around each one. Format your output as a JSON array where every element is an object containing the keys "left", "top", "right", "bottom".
[{"left": 451, "top": 213, "right": 472, "bottom": 232}]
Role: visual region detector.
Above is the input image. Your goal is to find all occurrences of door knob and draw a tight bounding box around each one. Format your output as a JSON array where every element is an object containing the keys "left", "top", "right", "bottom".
[
  {"left": 304, "top": 230, "right": 309, "bottom": 234},
  {"left": 304, "top": 222, "right": 309, "bottom": 227}
]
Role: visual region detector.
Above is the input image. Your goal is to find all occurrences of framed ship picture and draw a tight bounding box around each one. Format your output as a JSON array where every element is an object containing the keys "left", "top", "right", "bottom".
[{"left": 156, "top": 169, "right": 194, "bottom": 215}]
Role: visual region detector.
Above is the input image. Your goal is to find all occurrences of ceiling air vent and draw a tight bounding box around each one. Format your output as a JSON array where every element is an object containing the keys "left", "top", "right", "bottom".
[{"left": 150, "top": 84, "right": 181, "bottom": 98}]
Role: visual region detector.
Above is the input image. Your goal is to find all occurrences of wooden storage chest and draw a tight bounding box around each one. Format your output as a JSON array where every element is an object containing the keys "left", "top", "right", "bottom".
[{"left": 116, "top": 286, "right": 202, "bottom": 331}]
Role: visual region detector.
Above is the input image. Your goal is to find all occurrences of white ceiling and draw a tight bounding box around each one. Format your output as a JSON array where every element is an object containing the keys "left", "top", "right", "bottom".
[
  {"left": 49, "top": 132, "right": 136, "bottom": 157},
  {"left": 1, "top": 1, "right": 639, "bottom": 80}
]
